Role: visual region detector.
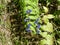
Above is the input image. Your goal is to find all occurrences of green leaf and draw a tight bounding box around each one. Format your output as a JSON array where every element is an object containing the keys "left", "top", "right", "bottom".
[
  {"left": 40, "top": 34, "right": 54, "bottom": 45},
  {"left": 57, "top": 0, "right": 60, "bottom": 5},
  {"left": 43, "top": 6, "right": 49, "bottom": 13},
  {"left": 0, "top": 4, "right": 5, "bottom": 9},
  {"left": 40, "top": 32, "right": 48, "bottom": 38},
  {"left": 30, "top": 26, "right": 36, "bottom": 34},
  {"left": 29, "top": 16, "right": 38, "bottom": 20},
  {"left": 40, "top": 39, "right": 47, "bottom": 45},
  {"left": 41, "top": 22, "right": 53, "bottom": 32},
  {"left": 42, "top": 15, "right": 49, "bottom": 24},
  {"left": 57, "top": 39, "right": 60, "bottom": 44},
  {"left": 47, "top": 14, "right": 55, "bottom": 19},
  {"left": 54, "top": 10, "right": 60, "bottom": 15}
]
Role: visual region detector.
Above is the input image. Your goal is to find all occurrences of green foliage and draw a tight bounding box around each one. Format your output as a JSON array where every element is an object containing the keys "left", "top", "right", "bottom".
[
  {"left": 1, "top": 0, "right": 59, "bottom": 45},
  {"left": 0, "top": 4, "right": 5, "bottom": 15},
  {"left": 10, "top": 0, "right": 60, "bottom": 45},
  {"left": 57, "top": 0, "right": 60, "bottom": 5},
  {"left": 41, "top": 22, "right": 53, "bottom": 32}
]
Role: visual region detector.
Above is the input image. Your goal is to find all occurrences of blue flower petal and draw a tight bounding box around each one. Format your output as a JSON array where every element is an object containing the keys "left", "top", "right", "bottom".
[
  {"left": 26, "top": 9, "right": 32, "bottom": 14},
  {"left": 24, "top": 18, "right": 30, "bottom": 22},
  {"left": 36, "top": 29, "right": 40, "bottom": 34},
  {"left": 26, "top": 28, "right": 31, "bottom": 32},
  {"left": 29, "top": 10, "right": 32, "bottom": 12},
  {"left": 34, "top": 18, "right": 39, "bottom": 24},
  {"left": 37, "top": 24, "right": 40, "bottom": 28},
  {"left": 26, "top": 24, "right": 31, "bottom": 32},
  {"left": 34, "top": 20, "right": 38, "bottom": 24},
  {"left": 24, "top": 19, "right": 28, "bottom": 22},
  {"left": 27, "top": 24, "right": 31, "bottom": 28}
]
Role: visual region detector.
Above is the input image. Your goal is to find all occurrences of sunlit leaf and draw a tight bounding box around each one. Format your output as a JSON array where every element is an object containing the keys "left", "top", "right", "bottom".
[
  {"left": 42, "top": 15, "right": 49, "bottom": 24},
  {"left": 47, "top": 14, "right": 55, "bottom": 19},
  {"left": 41, "top": 22, "right": 53, "bottom": 32},
  {"left": 30, "top": 26, "right": 36, "bottom": 34},
  {"left": 43, "top": 6, "right": 49, "bottom": 13}
]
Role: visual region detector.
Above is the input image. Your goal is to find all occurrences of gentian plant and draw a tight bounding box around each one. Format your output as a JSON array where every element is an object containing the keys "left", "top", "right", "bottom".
[{"left": 19, "top": 0, "right": 40, "bottom": 34}]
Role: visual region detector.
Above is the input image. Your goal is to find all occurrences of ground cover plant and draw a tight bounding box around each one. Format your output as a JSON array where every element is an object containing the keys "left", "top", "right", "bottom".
[{"left": 0, "top": 0, "right": 60, "bottom": 45}]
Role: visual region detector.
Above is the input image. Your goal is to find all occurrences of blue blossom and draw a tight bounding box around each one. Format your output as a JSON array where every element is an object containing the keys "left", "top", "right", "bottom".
[
  {"left": 26, "top": 9, "right": 32, "bottom": 14},
  {"left": 26, "top": 24, "right": 31, "bottom": 32},
  {"left": 36, "top": 29, "right": 40, "bottom": 34},
  {"left": 34, "top": 20, "right": 38, "bottom": 24},
  {"left": 26, "top": 28, "right": 31, "bottom": 32},
  {"left": 26, "top": 29, "right": 31, "bottom": 32},
  {"left": 34, "top": 18, "right": 39, "bottom": 24},
  {"left": 27, "top": 24, "right": 31, "bottom": 28},
  {"left": 37, "top": 24, "right": 40, "bottom": 28},
  {"left": 24, "top": 18, "right": 30, "bottom": 22}
]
